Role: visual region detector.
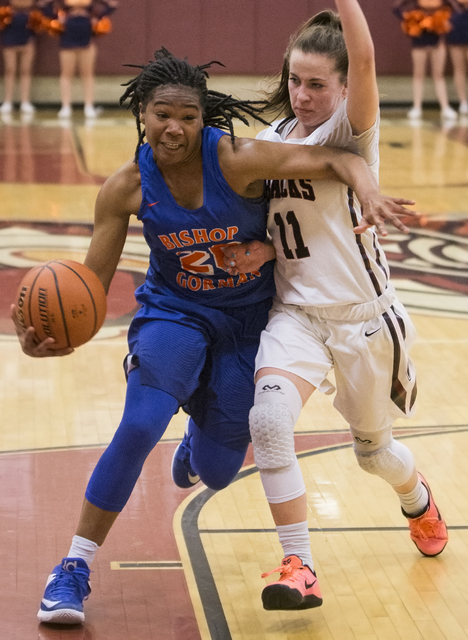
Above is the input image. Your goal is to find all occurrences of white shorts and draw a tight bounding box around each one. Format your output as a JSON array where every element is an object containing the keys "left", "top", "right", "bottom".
[{"left": 255, "top": 289, "right": 417, "bottom": 432}]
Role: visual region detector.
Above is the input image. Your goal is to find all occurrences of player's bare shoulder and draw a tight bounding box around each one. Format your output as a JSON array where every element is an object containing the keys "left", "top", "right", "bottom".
[{"left": 97, "top": 159, "right": 142, "bottom": 219}]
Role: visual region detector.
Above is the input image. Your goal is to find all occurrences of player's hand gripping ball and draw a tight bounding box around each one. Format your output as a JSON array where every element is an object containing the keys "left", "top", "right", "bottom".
[{"left": 15, "top": 260, "right": 107, "bottom": 349}]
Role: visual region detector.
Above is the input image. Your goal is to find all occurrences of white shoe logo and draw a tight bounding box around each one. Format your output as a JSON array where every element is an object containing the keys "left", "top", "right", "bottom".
[
  {"left": 42, "top": 574, "right": 60, "bottom": 608},
  {"left": 42, "top": 597, "right": 61, "bottom": 608},
  {"left": 45, "top": 574, "right": 56, "bottom": 587}
]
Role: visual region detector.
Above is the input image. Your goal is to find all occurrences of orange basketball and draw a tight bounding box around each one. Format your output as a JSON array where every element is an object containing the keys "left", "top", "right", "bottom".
[{"left": 15, "top": 260, "right": 107, "bottom": 349}]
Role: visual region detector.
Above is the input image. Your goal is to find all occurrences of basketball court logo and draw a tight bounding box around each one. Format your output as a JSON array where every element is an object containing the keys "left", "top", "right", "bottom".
[{"left": 380, "top": 217, "right": 468, "bottom": 318}]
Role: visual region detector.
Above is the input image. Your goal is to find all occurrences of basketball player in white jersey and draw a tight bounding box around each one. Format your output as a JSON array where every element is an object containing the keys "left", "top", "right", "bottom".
[{"left": 224, "top": 0, "right": 448, "bottom": 612}]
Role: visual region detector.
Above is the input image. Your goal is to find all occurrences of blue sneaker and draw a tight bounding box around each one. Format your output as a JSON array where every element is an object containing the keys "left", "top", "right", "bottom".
[
  {"left": 171, "top": 421, "right": 200, "bottom": 488},
  {"left": 37, "top": 557, "right": 91, "bottom": 624}
]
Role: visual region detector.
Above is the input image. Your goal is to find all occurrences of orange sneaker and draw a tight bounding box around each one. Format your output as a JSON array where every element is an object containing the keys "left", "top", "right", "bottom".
[
  {"left": 404, "top": 473, "right": 448, "bottom": 557},
  {"left": 261, "top": 555, "right": 322, "bottom": 610}
]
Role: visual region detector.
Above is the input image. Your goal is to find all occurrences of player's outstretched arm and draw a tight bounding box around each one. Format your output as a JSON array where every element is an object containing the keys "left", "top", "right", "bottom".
[
  {"left": 11, "top": 160, "right": 141, "bottom": 358},
  {"left": 222, "top": 137, "right": 420, "bottom": 235},
  {"left": 353, "top": 195, "right": 419, "bottom": 236},
  {"left": 84, "top": 160, "right": 141, "bottom": 293},
  {"left": 330, "top": 146, "right": 420, "bottom": 235},
  {"left": 335, "top": 0, "right": 379, "bottom": 134}
]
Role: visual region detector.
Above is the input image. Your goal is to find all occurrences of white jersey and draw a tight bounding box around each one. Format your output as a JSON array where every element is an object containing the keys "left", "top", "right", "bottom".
[{"left": 257, "top": 99, "right": 389, "bottom": 307}]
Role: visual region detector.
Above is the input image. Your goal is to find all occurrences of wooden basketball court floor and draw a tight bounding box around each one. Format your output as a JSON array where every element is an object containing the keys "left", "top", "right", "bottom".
[{"left": 0, "top": 101, "right": 467, "bottom": 640}]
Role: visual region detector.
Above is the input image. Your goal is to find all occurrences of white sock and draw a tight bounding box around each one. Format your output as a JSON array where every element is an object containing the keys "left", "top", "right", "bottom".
[
  {"left": 276, "top": 521, "right": 314, "bottom": 571},
  {"left": 398, "top": 479, "right": 429, "bottom": 517},
  {"left": 67, "top": 535, "right": 100, "bottom": 566}
]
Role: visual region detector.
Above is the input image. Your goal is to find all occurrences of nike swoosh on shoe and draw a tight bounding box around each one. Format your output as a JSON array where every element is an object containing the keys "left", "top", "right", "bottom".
[{"left": 41, "top": 598, "right": 62, "bottom": 608}]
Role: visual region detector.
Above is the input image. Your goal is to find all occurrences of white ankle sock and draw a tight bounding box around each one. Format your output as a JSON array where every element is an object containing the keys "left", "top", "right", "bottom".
[
  {"left": 276, "top": 521, "right": 314, "bottom": 571},
  {"left": 67, "top": 535, "right": 100, "bottom": 566},
  {"left": 398, "top": 479, "right": 429, "bottom": 517}
]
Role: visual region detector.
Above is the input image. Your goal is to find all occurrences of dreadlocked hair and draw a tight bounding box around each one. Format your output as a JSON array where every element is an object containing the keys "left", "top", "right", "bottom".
[
  {"left": 120, "top": 47, "right": 270, "bottom": 162},
  {"left": 263, "top": 11, "right": 347, "bottom": 133}
]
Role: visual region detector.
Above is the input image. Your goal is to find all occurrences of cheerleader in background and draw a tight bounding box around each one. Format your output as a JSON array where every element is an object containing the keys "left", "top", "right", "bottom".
[
  {"left": 393, "top": 0, "right": 459, "bottom": 120},
  {"left": 0, "top": 0, "right": 44, "bottom": 115},
  {"left": 41, "top": 0, "right": 117, "bottom": 119},
  {"left": 446, "top": 0, "right": 468, "bottom": 114}
]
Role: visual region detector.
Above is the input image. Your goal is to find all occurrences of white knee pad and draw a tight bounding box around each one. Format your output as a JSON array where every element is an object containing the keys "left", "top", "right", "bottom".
[
  {"left": 250, "top": 403, "right": 296, "bottom": 470},
  {"left": 260, "top": 460, "right": 306, "bottom": 504},
  {"left": 354, "top": 437, "right": 415, "bottom": 486},
  {"left": 249, "top": 375, "right": 303, "bottom": 471}
]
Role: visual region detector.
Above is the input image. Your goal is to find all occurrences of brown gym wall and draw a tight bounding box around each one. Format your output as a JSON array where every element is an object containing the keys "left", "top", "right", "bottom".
[{"left": 0, "top": 0, "right": 413, "bottom": 76}]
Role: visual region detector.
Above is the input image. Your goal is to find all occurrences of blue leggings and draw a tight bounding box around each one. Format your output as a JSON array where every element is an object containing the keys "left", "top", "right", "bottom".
[
  {"left": 187, "top": 416, "right": 247, "bottom": 492},
  {"left": 85, "top": 368, "right": 246, "bottom": 511}
]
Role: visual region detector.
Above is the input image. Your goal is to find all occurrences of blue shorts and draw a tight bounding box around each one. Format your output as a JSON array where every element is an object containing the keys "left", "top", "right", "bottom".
[{"left": 127, "top": 292, "right": 272, "bottom": 451}]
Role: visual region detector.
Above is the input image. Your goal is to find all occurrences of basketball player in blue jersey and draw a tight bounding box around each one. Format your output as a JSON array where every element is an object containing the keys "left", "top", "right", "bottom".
[{"left": 12, "top": 48, "right": 418, "bottom": 625}]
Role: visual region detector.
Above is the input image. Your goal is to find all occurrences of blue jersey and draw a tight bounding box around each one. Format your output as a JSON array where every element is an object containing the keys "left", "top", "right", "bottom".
[
  {"left": 89, "top": 128, "right": 276, "bottom": 511},
  {"left": 135, "top": 126, "right": 275, "bottom": 308}
]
